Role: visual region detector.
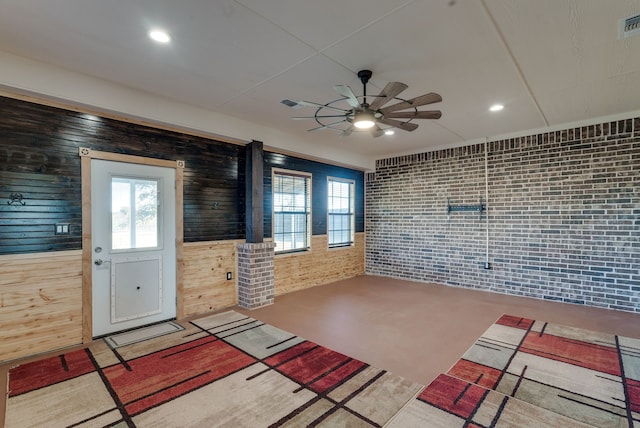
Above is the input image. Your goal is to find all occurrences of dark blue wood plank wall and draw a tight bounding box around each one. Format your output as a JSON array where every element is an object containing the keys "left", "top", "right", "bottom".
[{"left": 0, "top": 96, "right": 364, "bottom": 254}]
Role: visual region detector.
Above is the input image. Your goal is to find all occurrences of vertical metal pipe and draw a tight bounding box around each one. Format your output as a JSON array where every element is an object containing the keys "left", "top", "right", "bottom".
[{"left": 484, "top": 138, "right": 490, "bottom": 268}]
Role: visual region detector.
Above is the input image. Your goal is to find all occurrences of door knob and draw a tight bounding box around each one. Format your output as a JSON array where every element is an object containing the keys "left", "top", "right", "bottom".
[{"left": 94, "top": 259, "right": 104, "bottom": 266}]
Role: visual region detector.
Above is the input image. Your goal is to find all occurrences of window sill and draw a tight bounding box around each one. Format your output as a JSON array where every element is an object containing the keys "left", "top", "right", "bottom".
[
  {"left": 275, "top": 248, "right": 311, "bottom": 258},
  {"left": 328, "top": 243, "right": 354, "bottom": 252}
]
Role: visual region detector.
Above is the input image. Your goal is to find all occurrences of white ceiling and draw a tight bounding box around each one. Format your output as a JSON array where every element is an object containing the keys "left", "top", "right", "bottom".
[{"left": 0, "top": 0, "right": 639, "bottom": 167}]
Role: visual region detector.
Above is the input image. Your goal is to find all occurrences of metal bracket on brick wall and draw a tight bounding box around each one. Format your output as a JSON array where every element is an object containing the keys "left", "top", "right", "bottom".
[{"left": 446, "top": 197, "right": 486, "bottom": 221}]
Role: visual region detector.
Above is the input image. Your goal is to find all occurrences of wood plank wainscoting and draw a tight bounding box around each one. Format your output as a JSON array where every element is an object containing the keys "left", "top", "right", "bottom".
[
  {"left": 274, "top": 233, "right": 365, "bottom": 296},
  {"left": 0, "top": 250, "right": 83, "bottom": 362},
  {"left": 182, "top": 235, "right": 366, "bottom": 317},
  {"left": 0, "top": 236, "right": 364, "bottom": 363},
  {"left": 182, "top": 240, "right": 244, "bottom": 317}
]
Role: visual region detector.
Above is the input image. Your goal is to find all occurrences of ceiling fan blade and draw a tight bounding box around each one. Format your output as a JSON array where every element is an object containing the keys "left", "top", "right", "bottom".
[
  {"left": 384, "top": 110, "right": 442, "bottom": 120},
  {"left": 342, "top": 125, "right": 355, "bottom": 137},
  {"left": 368, "top": 82, "right": 408, "bottom": 110},
  {"left": 334, "top": 85, "right": 360, "bottom": 108},
  {"left": 371, "top": 125, "right": 385, "bottom": 138},
  {"left": 308, "top": 119, "right": 346, "bottom": 131},
  {"left": 378, "top": 118, "right": 419, "bottom": 132},
  {"left": 292, "top": 114, "right": 347, "bottom": 120},
  {"left": 297, "top": 100, "right": 350, "bottom": 113},
  {"left": 380, "top": 93, "right": 442, "bottom": 114}
]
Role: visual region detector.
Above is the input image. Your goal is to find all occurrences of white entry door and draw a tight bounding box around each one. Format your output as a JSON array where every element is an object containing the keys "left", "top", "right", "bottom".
[{"left": 91, "top": 159, "right": 176, "bottom": 337}]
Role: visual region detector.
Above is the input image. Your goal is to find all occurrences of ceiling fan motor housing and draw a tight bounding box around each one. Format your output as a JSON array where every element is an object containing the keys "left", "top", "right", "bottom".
[{"left": 357, "top": 69, "right": 373, "bottom": 85}]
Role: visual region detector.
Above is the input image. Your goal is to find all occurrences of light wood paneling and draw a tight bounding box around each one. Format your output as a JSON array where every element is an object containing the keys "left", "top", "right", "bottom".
[
  {"left": 182, "top": 240, "right": 242, "bottom": 317},
  {"left": 0, "top": 251, "right": 83, "bottom": 362},
  {"left": 84, "top": 148, "right": 179, "bottom": 168},
  {"left": 274, "top": 233, "right": 365, "bottom": 296},
  {"left": 0, "top": 236, "right": 363, "bottom": 362},
  {"left": 81, "top": 155, "right": 92, "bottom": 343},
  {"left": 175, "top": 166, "right": 185, "bottom": 320}
]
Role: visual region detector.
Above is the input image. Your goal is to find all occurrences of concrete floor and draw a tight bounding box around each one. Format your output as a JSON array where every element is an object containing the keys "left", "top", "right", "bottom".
[
  {"left": 3, "top": 274, "right": 640, "bottom": 424},
  {"left": 236, "top": 275, "right": 640, "bottom": 385}
]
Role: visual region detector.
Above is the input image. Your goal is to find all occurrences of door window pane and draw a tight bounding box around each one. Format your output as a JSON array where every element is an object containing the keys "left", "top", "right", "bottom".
[{"left": 112, "top": 177, "right": 159, "bottom": 250}]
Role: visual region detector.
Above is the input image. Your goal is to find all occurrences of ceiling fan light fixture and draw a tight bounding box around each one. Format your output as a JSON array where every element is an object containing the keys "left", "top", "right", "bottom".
[
  {"left": 353, "top": 111, "right": 376, "bottom": 129},
  {"left": 149, "top": 29, "right": 171, "bottom": 44}
]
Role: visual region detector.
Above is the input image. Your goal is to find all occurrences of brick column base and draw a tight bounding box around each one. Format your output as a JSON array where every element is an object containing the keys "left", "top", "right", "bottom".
[{"left": 237, "top": 242, "right": 276, "bottom": 309}]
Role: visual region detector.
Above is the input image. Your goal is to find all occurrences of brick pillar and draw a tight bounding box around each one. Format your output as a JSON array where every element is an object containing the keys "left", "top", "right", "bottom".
[{"left": 237, "top": 242, "right": 276, "bottom": 309}]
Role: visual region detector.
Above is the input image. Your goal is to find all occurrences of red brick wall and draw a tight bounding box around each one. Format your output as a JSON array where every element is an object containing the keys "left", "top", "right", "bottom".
[{"left": 366, "top": 117, "right": 640, "bottom": 312}]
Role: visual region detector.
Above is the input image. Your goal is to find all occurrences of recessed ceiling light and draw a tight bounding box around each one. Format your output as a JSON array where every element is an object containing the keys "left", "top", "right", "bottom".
[
  {"left": 149, "top": 30, "right": 171, "bottom": 44},
  {"left": 489, "top": 104, "right": 504, "bottom": 112},
  {"left": 384, "top": 129, "right": 395, "bottom": 135}
]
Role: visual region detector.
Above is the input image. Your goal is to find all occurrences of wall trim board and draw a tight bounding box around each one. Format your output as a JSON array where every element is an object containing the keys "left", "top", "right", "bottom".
[
  {"left": 184, "top": 239, "right": 246, "bottom": 247},
  {"left": 81, "top": 147, "right": 183, "bottom": 168},
  {"left": 79, "top": 148, "right": 185, "bottom": 342},
  {"left": 0, "top": 249, "right": 82, "bottom": 262},
  {"left": 264, "top": 145, "right": 369, "bottom": 172},
  {"left": 0, "top": 88, "right": 249, "bottom": 148}
]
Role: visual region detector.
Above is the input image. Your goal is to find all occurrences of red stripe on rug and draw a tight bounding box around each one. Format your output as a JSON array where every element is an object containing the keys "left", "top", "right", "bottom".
[
  {"left": 263, "top": 340, "right": 318, "bottom": 366},
  {"left": 496, "top": 315, "right": 535, "bottom": 330},
  {"left": 521, "top": 331, "right": 620, "bottom": 376},
  {"left": 308, "top": 358, "right": 366, "bottom": 393},
  {"left": 275, "top": 346, "right": 351, "bottom": 385},
  {"left": 103, "top": 336, "right": 255, "bottom": 415},
  {"left": 626, "top": 378, "right": 640, "bottom": 413},
  {"left": 9, "top": 349, "right": 94, "bottom": 396},
  {"left": 447, "top": 359, "right": 502, "bottom": 389},
  {"left": 418, "top": 373, "right": 485, "bottom": 419}
]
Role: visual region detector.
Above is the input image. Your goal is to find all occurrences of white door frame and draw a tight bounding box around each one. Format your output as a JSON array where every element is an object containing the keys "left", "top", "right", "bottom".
[{"left": 80, "top": 147, "right": 185, "bottom": 342}]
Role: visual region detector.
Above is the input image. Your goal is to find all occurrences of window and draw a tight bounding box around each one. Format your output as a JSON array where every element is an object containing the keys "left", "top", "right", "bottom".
[
  {"left": 327, "top": 177, "right": 354, "bottom": 248},
  {"left": 111, "top": 176, "right": 159, "bottom": 250},
  {"left": 273, "top": 169, "right": 311, "bottom": 253}
]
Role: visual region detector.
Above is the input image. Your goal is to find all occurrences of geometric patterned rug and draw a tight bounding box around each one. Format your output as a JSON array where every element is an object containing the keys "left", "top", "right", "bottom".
[
  {"left": 104, "top": 321, "right": 184, "bottom": 348},
  {"left": 387, "top": 373, "right": 594, "bottom": 427},
  {"left": 388, "top": 314, "right": 640, "bottom": 427},
  {"left": 5, "top": 310, "right": 423, "bottom": 427}
]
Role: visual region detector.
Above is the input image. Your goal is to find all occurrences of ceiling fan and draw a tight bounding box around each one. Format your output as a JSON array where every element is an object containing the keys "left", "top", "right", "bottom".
[{"left": 291, "top": 69, "right": 442, "bottom": 137}]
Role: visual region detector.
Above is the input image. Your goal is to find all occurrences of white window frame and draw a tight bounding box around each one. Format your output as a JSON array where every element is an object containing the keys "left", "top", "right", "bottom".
[
  {"left": 327, "top": 176, "right": 355, "bottom": 248},
  {"left": 110, "top": 174, "right": 163, "bottom": 253},
  {"left": 272, "top": 168, "right": 312, "bottom": 254}
]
